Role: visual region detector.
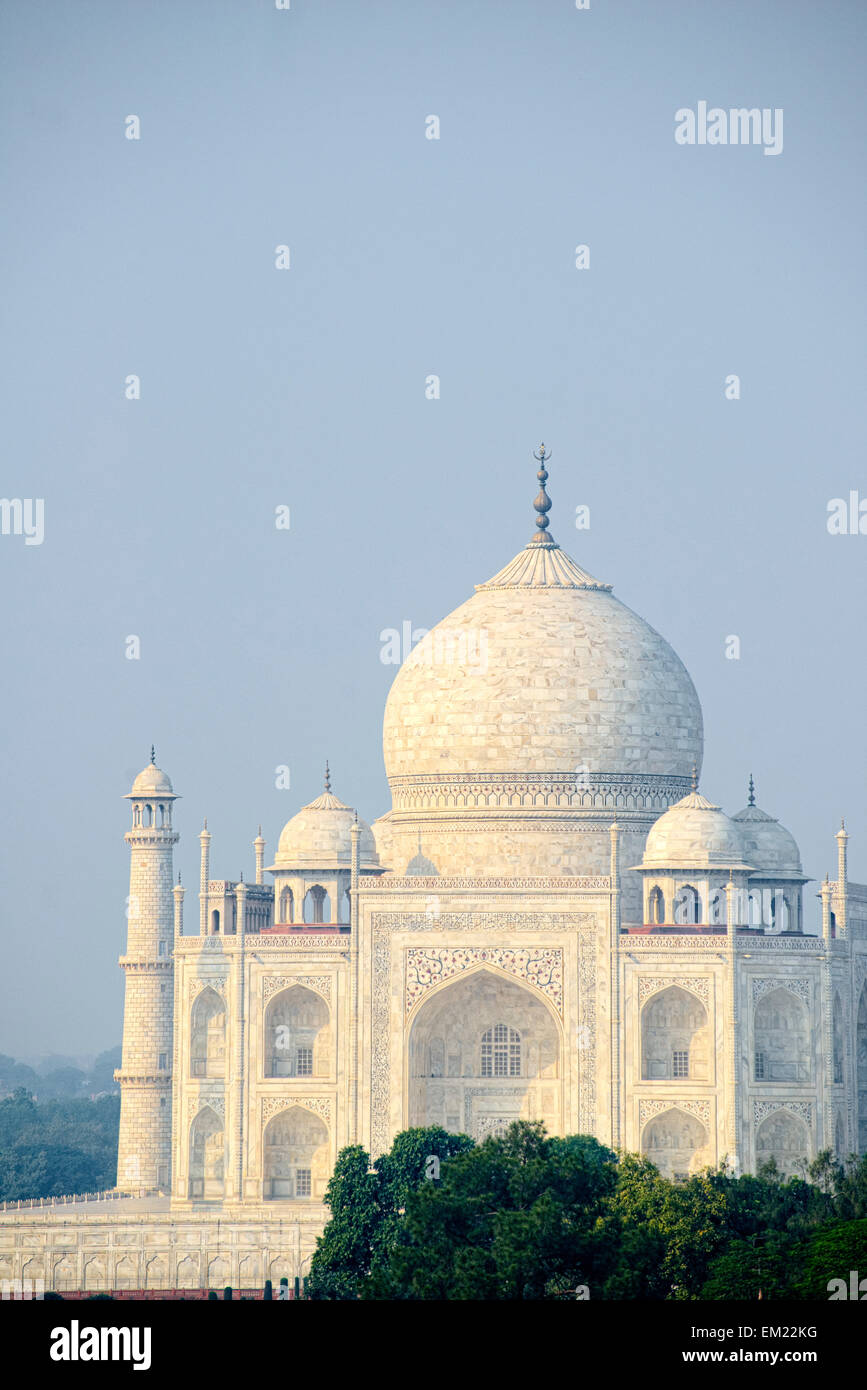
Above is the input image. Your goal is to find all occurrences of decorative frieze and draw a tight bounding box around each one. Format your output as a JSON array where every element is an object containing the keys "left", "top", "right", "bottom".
[
  {"left": 262, "top": 975, "right": 332, "bottom": 1004},
  {"left": 753, "top": 1100, "right": 813, "bottom": 1127},
  {"left": 376, "top": 875, "right": 610, "bottom": 892},
  {"left": 405, "top": 947, "right": 563, "bottom": 1016},
  {"left": 751, "top": 977, "right": 810, "bottom": 1006},
  {"left": 637, "top": 977, "right": 710, "bottom": 1007},
  {"left": 188, "top": 977, "right": 227, "bottom": 1004},
  {"left": 639, "top": 1099, "right": 711, "bottom": 1129},
  {"left": 387, "top": 771, "right": 689, "bottom": 813},
  {"left": 261, "top": 1096, "right": 332, "bottom": 1125}
]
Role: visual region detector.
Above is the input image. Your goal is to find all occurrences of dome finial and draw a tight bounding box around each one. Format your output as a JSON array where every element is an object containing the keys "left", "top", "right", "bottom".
[
  {"left": 748, "top": 773, "right": 755, "bottom": 807},
  {"left": 150, "top": 744, "right": 156, "bottom": 765},
  {"left": 529, "top": 443, "right": 556, "bottom": 548},
  {"left": 324, "top": 760, "right": 331, "bottom": 793},
  {"left": 691, "top": 763, "right": 698, "bottom": 793}
]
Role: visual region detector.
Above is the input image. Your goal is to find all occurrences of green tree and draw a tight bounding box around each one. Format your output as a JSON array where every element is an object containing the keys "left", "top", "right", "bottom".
[
  {"left": 794, "top": 1219, "right": 867, "bottom": 1299},
  {"left": 366, "top": 1123, "right": 619, "bottom": 1300},
  {"left": 307, "top": 1128, "right": 474, "bottom": 1299}
]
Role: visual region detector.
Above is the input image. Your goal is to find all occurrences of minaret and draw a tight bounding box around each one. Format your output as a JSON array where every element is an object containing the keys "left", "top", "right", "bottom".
[
  {"left": 835, "top": 819, "right": 848, "bottom": 935},
  {"left": 254, "top": 825, "right": 265, "bottom": 885},
  {"left": 199, "top": 820, "right": 211, "bottom": 936},
  {"left": 115, "top": 749, "right": 179, "bottom": 1193}
]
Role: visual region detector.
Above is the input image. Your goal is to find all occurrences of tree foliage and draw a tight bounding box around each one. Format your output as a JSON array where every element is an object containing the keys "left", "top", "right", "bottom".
[
  {"left": 0, "top": 1088, "right": 120, "bottom": 1199},
  {"left": 307, "top": 1127, "right": 867, "bottom": 1301}
]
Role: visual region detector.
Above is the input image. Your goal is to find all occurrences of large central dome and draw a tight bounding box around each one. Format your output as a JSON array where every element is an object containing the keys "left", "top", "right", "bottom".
[
  {"left": 384, "top": 544, "right": 702, "bottom": 784},
  {"left": 378, "top": 450, "right": 703, "bottom": 904}
]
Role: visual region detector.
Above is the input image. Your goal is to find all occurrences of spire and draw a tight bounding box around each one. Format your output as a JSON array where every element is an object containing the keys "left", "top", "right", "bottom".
[
  {"left": 253, "top": 825, "right": 265, "bottom": 885},
  {"left": 324, "top": 760, "right": 331, "bottom": 793},
  {"left": 150, "top": 745, "right": 156, "bottom": 765},
  {"left": 748, "top": 773, "right": 755, "bottom": 807},
  {"left": 691, "top": 763, "right": 698, "bottom": 793},
  {"left": 528, "top": 443, "right": 556, "bottom": 548}
]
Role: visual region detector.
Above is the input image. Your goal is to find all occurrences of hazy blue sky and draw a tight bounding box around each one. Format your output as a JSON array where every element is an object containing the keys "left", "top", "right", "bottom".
[{"left": 1, "top": 1, "right": 864, "bottom": 1055}]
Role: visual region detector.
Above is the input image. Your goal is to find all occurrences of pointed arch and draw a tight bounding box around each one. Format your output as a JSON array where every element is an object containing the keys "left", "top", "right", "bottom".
[
  {"left": 278, "top": 886, "right": 294, "bottom": 924},
  {"left": 756, "top": 1108, "right": 810, "bottom": 1178},
  {"left": 833, "top": 992, "right": 845, "bottom": 1085},
  {"left": 857, "top": 984, "right": 867, "bottom": 1152},
  {"left": 302, "top": 885, "right": 331, "bottom": 924},
  {"left": 641, "top": 984, "right": 710, "bottom": 1081},
  {"left": 263, "top": 1105, "right": 330, "bottom": 1201},
  {"left": 673, "top": 884, "right": 701, "bottom": 925},
  {"left": 647, "top": 885, "right": 665, "bottom": 925},
  {"left": 189, "top": 1105, "right": 224, "bottom": 1199},
  {"left": 190, "top": 987, "right": 226, "bottom": 1078},
  {"left": 407, "top": 966, "right": 561, "bottom": 1139},
  {"left": 264, "top": 984, "right": 330, "bottom": 1078},
  {"left": 641, "top": 1107, "right": 708, "bottom": 1180},
  {"left": 754, "top": 987, "right": 810, "bottom": 1083}
]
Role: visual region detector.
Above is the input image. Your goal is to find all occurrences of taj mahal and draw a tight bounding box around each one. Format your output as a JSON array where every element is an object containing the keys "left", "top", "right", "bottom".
[{"left": 2, "top": 447, "right": 866, "bottom": 1292}]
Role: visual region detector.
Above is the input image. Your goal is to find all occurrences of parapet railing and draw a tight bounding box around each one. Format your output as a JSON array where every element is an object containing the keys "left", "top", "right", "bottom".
[{"left": 0, "top": 1190, "right": 137, "bottom": 1213}]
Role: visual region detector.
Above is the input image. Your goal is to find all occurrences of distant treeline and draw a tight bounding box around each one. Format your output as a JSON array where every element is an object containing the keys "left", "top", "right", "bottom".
[
  {"left": 0, "top": 1089, "right": 120, "bottom": 1201},
  {"left": 0, "top": 1048, "right": 121, "bottom": 1102}
]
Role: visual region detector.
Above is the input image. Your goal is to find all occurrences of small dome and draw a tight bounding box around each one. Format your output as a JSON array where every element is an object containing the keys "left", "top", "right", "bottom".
[
  {"left": 641, "top": 791, "right": 752, "bottom": 870},
  {"left": 271, "top": 788, "right": 379, "bottom": 870},
  {"left": 732, "top": 803, "right": 803, "bottom": 876},
  {"left": 127, "top": 759, "right": 175, "bottom": 798}
]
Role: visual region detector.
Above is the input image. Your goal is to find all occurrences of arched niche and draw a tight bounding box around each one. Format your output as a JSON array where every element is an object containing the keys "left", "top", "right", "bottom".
[
  {"left": 641, "top": 985, "right": 710, "bottom": 1081},
  {"left": 833, "top": 992, "right": 844, "bottom": 1085},
  {"left": 303, "top": 885, "right": 331, "bottom": 924},
  {"left": 857, "top": 985, "right": 867, "bottom": 1152},
  {"left": 641, "top": 1108, "right": 708, "bottom": 1181},
  {"left": 190, "top": 987, "right": 226, "bottom": 1078},
  {"left": 755, "top": 1109, "right": 809, "bottom": 1178},
  {"left": 189, "top": 1105, "right": 224, "bottom": 1199},
  {"left": 278, "top": 886, "right": 294, "bottom": 924},
  {"left": 673, "top": 885, "right": 701, "bottom": 926},
  {"left": 264, "top": 984, "right": 330, "bottom": 1079},
  {"left": 407, "top": 968, "right": 561, "bottom": 1140},
  {"left": 708, "top": 889, "right": 726, "bottom": 925},
  {"left": 769, "top": 892, "right": 792, "bottom": 932},
  {"left": 753, "top": 987, "right": 810, "bottom": 1083},
  {"left": 263, "top": 1105, "right": 330, "bottom": 1201},
  {"left": 648, "top": 885, "right": 665, "bottom": 925}
]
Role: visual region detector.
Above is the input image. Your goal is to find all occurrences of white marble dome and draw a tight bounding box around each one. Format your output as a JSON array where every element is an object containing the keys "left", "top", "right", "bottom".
[
  {"left": 641, "top": 791, "right": 753, "bottom": 870},
  {"left": 732, "top": 803, "right": 803, "bottom": 876},
  {"left": 127, "top": 760, "right": 175, "bottom": 797},
  {"left": 273, "top": 788, "right": 379, "bottom": 870},
  {"left": 383, "top": 542, "right": 703, "bottom": 787}
]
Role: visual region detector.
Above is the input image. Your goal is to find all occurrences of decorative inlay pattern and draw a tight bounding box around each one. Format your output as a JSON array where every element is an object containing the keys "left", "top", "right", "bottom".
[
  {"left": 188, "top": 977, "right": 227, "bottom": 1003},
  {"left": 752, "top": 977, "right": 810, "bottom": 1006},
  {"left": 405, "top": 948, "right": 563, "bottom": 1016},
  {"left": 388, "top": 771, "right": 690, "bottom": 813},
  {"left": 244, "top": 935, "right": 349, "bottom": 951},
  {"left": 377, "top": 876, "right": 610, "bottom": 892},
  {"left": 187, "top": 1093, "right": 225, "bottom": 1125},
  {"left": 577, "top": 922, "right": 596, "bottom": 1135},
  {"left": 639, "top": 1099, "right": 711, "bottom": 1128},
  {"left": 261, "top": 1097, "right": 332, "bottom": 1125},
  {"left": 754, "top": 1101, "right": 812, "bottom": 1126},
  {"left": 625, "top": 935, "right": 826, "bottom": 951},
  {"left": 638, "top": 977, "right": 710, "bottom": 1007},
  {"left": 262, "top": 975, "right": 332, "bottom": 1004}
]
